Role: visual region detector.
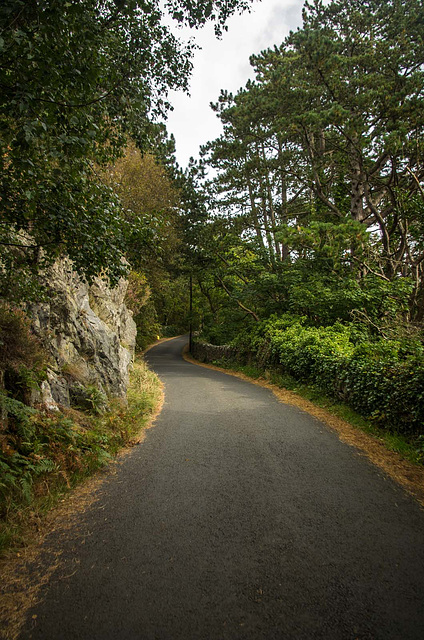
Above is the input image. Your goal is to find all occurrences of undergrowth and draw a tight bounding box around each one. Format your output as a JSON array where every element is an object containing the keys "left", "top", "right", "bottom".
[
  {"left": 207, "top": 358, "right": 424, "bottom": 467},
  {"left": 0, "top": 358, "right": 161, "bottom": 556},
  {"left": 229, "top": 317, "right": 424, "bottom": 436}
]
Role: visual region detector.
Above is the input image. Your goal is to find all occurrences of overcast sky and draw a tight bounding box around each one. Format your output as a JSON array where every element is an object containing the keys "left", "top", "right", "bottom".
[{"left": 165, "top": 0, "right": 306, "bottom": 168}]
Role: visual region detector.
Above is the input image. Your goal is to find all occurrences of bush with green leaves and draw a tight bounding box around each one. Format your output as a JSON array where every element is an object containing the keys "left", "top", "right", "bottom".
[
  {"left": 0, "top": 393, "right": 112, "bottom": 518},
  {"left": 224, "top": 315, "right": 424, "bottom": 436}
]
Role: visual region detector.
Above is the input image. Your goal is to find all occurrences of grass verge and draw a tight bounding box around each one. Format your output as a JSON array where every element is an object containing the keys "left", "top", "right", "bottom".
[{"left": 0, "top": 357, "right": 162, "bottom": 559}]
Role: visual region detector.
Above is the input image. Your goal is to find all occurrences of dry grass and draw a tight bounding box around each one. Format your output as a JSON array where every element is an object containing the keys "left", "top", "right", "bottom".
[{"left": 123, "top": 358, "right": 164, "bottom": 447}]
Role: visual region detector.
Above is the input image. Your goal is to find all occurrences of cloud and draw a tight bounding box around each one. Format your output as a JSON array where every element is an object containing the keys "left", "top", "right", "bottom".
[
  {"left": 253, "top": 1, "right": 303, "bottom": 51},
  {"left": 165, "top": 0, "right": 306, "bottom": 168}
]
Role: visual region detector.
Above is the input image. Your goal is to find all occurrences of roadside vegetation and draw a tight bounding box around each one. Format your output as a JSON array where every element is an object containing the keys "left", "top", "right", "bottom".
[
  {"left": 232, "top": 315, "right": 423, "bottom": 438},
  {"left": 0, "top": 353, "right": 162, "bottom": 557}
]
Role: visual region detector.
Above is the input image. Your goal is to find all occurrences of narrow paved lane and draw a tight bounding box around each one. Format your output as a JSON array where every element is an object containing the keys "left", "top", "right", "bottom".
[{"left": 20, "top": 336, "right": 424, "bottom": 639}]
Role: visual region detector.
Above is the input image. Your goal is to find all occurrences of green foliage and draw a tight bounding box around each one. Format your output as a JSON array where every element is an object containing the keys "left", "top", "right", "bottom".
[
  {"left": 196, "top": 0, "right": 424, "bottom": 328},
  {"left": 102, "top": 144, "right": 182, "bottom": 272},
  {"left": 200, "top": 322, "right": 238, "bottom": 346},
  {"left": 0, "top": 393, "right": 36, "bottom": 440},
  {"left": 226, "top": 316, "right": 424, "bottom": 436},
  {"left": 125, "top": 271, "right": 151, "bottom": 317},
  {"left": 0, "top": 394, "right": 57, "bottom": 509},
  {"left": 124, "top": 270, "right": 164, "bottom": 350},
  {"left": 0, "top": 358, "right": 161, "bottom": 554},
  {"left": 69, "top": 384, "right": 108, "bottom": 416},
  {"left": 0, "top": 304, "right": 47, "bottom": 407},
  {"left": 0, "top": 304, "right": 45, "bottom": 373},
  {"left": 134, "top": 298, "right": 162, "bottom": 351},
  {"left": 0, "top": 391, "right": 113, "bottom": 518},
  {"left": 0, "top": 0, "right": 253, "bottom": 301}
]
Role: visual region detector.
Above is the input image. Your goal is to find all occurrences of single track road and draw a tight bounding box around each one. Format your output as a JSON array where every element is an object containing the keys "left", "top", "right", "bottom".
[{"left": 18, "top": 336, "right": 424, "bottom": 639}]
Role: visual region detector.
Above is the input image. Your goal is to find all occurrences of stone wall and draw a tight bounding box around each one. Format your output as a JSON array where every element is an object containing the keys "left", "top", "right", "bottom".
[
  {"left": 30, "top": 259, "right": 136, "bottom": 411},
  {"left": 191, "top": 341, "right": 238, "bottom": 364}
]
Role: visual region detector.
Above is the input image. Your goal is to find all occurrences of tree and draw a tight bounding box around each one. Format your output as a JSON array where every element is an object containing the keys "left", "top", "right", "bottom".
[
  {"left": 0, "top": 0, "right": 254, "bottom": 299},
  {"left": 199, "top": 0, "right": 424, "bottom": 329},
  {"left": 102, "top": 142, "right": 181, "bottom": 269}
]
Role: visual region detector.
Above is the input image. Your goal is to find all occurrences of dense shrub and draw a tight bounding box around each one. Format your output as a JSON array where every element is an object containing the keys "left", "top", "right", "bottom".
[
  {"left": 0, "top": 304, "right": 45, "bottom": 373},
  {"left": 201, "top": 315, "right": 424, "bottom": 435},
  {"left": 0, "top": 304, "right": 47, "bottom": 405}
]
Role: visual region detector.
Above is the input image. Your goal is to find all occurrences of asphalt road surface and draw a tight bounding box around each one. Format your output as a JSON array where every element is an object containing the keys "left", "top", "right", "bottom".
[{"left": 20, "top": 336, "right": 424, "bottom": 639}]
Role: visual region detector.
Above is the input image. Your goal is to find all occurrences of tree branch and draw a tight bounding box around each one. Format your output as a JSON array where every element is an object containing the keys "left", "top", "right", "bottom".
[{"left": 216, "top": 275, "right": 259, "bottom": 321}]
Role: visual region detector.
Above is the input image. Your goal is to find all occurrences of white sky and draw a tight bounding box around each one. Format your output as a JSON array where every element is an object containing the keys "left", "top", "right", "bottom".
[{"left": 165, "top": 0, "right": 306, "bottom": 168}]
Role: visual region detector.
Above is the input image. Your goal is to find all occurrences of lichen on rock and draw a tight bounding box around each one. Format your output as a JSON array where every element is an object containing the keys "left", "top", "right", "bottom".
[{"left": 29, "top": 259, "right": 136, "bottom": 411}]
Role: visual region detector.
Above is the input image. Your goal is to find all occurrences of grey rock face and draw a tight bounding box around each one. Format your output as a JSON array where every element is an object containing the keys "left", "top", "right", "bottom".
[{"left": 30, "top": 259, "right": 136, "bottom": 410}]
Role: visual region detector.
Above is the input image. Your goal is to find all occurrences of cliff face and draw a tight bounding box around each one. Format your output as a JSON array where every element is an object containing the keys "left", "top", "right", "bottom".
[{"left": 30, "top": 259, "right": 136, "bottom": 411}]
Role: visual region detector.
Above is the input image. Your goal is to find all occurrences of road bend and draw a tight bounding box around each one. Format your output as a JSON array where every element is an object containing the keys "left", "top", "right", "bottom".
[{"left": 20, "top": 335, "right": 424, "bottom": 639}]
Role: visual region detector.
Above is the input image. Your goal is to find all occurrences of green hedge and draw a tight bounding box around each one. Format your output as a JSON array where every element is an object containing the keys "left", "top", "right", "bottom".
[{"left": 231, "top": 316, "right": 424, "bottom": 435}]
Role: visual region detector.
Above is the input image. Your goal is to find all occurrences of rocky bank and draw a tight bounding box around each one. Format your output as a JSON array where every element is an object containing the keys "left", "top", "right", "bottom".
[{"left": 30, "top": 259, "right": 136, "bottom": 412}]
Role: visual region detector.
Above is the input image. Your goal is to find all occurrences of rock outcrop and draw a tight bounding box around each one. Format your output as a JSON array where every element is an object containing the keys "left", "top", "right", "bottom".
[{"left": 30, "top": 259, "right": 136, "bottom": 411}]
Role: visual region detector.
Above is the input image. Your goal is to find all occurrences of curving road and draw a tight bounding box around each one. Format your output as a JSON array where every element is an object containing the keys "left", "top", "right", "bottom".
[{"left": 20, "top": 336, "right": 424, "bottom": 639}]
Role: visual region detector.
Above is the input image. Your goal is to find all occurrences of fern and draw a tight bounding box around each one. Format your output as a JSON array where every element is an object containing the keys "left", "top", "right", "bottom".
[
  {"left": 94, "top": 449, "right": 112, "bottom": 467},
  {"left": 33, "top": 458, "right": 58, "bottom": 475},
  {"left": 0, "top": 392, "right": 36, "bottom": 440},
  {"left": 19, "top": 475, "right": 33, "bottom": 504},
  {"left": 0, "top": 455, "right": 58, "bottom": 508},
  {"left": 0, "top": 471, "right": 19, "bottom": 492}
]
